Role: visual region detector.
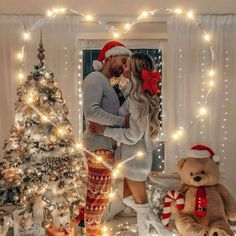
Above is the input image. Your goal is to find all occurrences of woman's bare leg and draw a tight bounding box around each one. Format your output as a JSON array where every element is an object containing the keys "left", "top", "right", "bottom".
[
  {"left": 123, "top": 177, "right": 132, "bottom": 198},
  {"left": 125, "top": 178, "right": 148, "bottom": 204}
]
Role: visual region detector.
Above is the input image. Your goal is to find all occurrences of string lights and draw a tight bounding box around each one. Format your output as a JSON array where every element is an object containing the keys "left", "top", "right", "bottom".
[
  {"left": 16, "top": 6, "right": 215, "bottom": 160},
  {"left": 14, "top": 8, "right": 219, "bottom": 234}
]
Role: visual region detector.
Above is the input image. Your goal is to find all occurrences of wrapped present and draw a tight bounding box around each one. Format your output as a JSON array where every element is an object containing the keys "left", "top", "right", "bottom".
[
  {"left": 13, "top": 209, "right": 45, "bottom": 236},
  {"left": 47, "top": 207, "right": 74, "bottom": 236},
  {"left": 47, "top": 222, "right": 75, "bottom": 236}
]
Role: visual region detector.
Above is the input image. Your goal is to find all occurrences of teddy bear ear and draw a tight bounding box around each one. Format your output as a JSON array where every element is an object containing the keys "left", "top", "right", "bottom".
[
  {"left": 212, "top": 155, "right": 220, "bottom": 163},
  {"left": 177, "top": 158, "right": 187, "bottom": 170}
]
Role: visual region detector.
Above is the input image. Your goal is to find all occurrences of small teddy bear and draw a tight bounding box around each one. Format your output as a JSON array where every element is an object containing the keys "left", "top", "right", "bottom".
[{"left": 175, "top": 145, "right": 236, "bottom": 236}]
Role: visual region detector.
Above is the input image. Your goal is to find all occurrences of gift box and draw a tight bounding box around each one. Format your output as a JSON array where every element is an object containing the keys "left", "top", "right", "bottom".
[
  {"left": 13, "top": 209, "right": 45, "bottom": 236},
  {"left": 47, "top": 222, "right": 75, "bottom": 236}
]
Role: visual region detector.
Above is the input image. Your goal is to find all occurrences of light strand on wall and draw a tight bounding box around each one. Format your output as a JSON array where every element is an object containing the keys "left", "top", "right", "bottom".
[
  {"left": 77, "top": 50, "right": 83, "bottom": 142},
  {"left": 200, "top": 49, "right": 207, "bottom": 139},
  {"left": 221, "top": 50, "right": 230, "bottom": 171},
  {"left": 14, "top": 7, "right": 219, "bottom": 213},
  {"left": 175, "top": 48, "right": 184, "bottom": 159},
  {"left": 15, "top": 8, "right": 213, "bottom": 163}
]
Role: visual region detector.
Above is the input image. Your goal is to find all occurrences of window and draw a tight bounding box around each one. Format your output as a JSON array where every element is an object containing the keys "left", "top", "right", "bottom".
[{"left": 82, "top": 48, "right": 164, "bottom": 172}]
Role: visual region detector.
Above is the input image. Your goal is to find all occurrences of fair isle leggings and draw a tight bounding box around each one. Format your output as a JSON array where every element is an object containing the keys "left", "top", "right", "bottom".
[{"left": 85, "top": 149, "right": 115, "bottom": 236}]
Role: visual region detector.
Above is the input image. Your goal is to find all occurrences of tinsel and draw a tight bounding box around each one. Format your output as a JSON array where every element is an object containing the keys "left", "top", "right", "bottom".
[{"left": 146, "top": 180, "right": 168, "bottom": 219}]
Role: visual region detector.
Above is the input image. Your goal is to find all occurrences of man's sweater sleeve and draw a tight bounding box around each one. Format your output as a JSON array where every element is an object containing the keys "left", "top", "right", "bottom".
[
  {"left": 83, "top": 76, "right": 125, "bottom": 127},
  {"left": 104, "top": 102, "right": 146, "bottom": 145}
]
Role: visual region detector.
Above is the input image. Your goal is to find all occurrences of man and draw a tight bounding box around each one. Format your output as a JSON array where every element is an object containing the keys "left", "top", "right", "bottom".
[{"left": 82, "top": 41, "right": 131, "bottom": 236}]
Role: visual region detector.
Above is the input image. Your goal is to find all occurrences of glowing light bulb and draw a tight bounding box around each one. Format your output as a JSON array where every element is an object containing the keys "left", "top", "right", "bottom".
[
  {"left": 75, "top": 143, "right": 83, "bottom": 149},
  {"left": 18, "top": 72, "right": 24, "bottom": 82},
  {"left": 140, "top": 11, "right": 149, "bottom": 19},
  {"left": 52, "top": 8, "right": 66, "bottom": 14},
  {"left": 117, "top": 163, "right": 122, "bottom": 169},
  {"left": 46, "top": 10, "right": 54, "bottom": 17},
  {"left": 124, "top": 23, "right": 131, "bottom": 30},
  {"left": 198, "top": 107, "right": 208, "bottom": 117},
  {"left": 85, "top": 15, "right": 93, "bottom": 21},
  {"left": 57, "top": 127, "right": 65, "bottom": 137},
  {"left": 25, "top": 90, "right": 38, "bottom": 104},
  {"left": 23, "top": 32, "right": 31, "bottom": 41},
  {"left": 113, "top": 31, "right": 120, "bottom": 39},
  {"left": 174, "top": 8, "right": 183, "bottom": 14},
  {"left": 40, "top": 79, "right": 47, "bottom": 86},
  {"left": 203, "top": 33, "right": 211, "bottom": 42},
  {"left": 208, "top": 70, "right": 215, "bottom": 77},
  {"left": 41, "top": 115, "right": 49, "bottom": 123},
  {"left": 59, "top": 8, "right": 66, "bottom": 14},
  {"left": 186, "top": 11, "right": 194, "bottom": 19},
  {"left": 17, "top": 52, "right": 23, "bottom": 61},
  {"left": 102, "top": 225, "right": 108, "bottom": 233},
  {"left": 108, "top": 191, "right": 116, "bottom": 200},
  {"left": 137, "top": 151, "right": 144, "bottom": 157},
  {"left": 177, "top": 128, "right": 184, "bottom": 136},
  {"left": 172, "top": 133, "right": 179, "bottom": 140},
  {"left": 112, "top": 170, "right": 119, "bottom": 178},
  {"left": 45, "top": 72, "right": 50, "bottom": 79},
  {"left": 96, "top": 156, "right": 102, "bottom": 162},
  {"left": 208, "top": 80, "right": 215, "bottom": 88}
]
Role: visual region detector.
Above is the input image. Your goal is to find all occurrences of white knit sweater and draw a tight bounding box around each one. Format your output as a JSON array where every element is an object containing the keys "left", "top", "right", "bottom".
[{"left": 104, "top": 97, "right": 153, "bottom": 181}]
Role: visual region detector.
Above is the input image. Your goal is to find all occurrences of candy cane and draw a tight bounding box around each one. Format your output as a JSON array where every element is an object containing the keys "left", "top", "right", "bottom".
[{"left": 162, "top": 190, "right": 185, "bottom": 227}]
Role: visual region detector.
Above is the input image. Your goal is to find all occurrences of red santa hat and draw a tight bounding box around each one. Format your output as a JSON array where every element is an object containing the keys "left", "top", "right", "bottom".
[
  {"left": 187, "top": 144, "right": 220, "bottom": 162},
  {"left": 93, "top": 41, "right": 132, "bottom": 71}
]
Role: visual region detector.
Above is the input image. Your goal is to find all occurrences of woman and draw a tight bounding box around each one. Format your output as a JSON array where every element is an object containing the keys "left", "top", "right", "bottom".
[{"left": 89, "top": 52, "right": 171, "bottom": 236}]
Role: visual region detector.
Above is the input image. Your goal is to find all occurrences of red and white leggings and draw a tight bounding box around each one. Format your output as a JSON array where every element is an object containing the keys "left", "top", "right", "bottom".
[{"left": 85, "top": 149, "right": 115, "bottom": 236}]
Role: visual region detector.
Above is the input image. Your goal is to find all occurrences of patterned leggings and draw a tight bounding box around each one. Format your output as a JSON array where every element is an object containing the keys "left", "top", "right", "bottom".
[{"left": 85, "top": 149, "right": 115, "bottom": 236}]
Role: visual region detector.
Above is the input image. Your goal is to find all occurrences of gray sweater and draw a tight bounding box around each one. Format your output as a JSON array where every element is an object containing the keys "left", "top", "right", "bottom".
[{"left": 82, "top": 71, "right": 125, "bottom": 151}]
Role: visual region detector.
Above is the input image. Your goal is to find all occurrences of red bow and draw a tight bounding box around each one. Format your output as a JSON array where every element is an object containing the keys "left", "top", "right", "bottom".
[{"left": 141, "top": 69, "right": 160, "bottom": 95}]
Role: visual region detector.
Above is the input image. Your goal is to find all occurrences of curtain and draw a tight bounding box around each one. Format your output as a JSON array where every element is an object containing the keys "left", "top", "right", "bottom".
[
  {"left": 0, "top": 15, "right": 81, "bottom": 156},
  {"left": 165, "top": 15, "right": 236, "bottom": 195}
]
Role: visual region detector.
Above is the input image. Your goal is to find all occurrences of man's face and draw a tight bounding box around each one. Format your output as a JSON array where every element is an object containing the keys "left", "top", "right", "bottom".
[
  {"left": 109, "top": 55, "right": 128, "bottom": 77},
  {"left": 122, "top": 57, "right": 131, "bottom": 79}
]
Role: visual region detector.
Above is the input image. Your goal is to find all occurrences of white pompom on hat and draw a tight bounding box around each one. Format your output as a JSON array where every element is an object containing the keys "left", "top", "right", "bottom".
[
  {"left": 93, "top": 41, "right": 132, "bottom": 71},
  {"left": 187, "top": 144, "right": 220, "bottom": 162}
]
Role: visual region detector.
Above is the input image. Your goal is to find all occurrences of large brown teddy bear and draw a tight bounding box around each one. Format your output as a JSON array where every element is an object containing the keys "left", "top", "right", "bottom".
[{"left": 175, "top": 145, "right": 236, "bottom": 236}]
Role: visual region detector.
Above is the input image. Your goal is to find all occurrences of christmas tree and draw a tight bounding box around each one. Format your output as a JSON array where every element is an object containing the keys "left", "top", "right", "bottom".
[{"left": 0, "top": 35, "right": 87, "bottom": 235}]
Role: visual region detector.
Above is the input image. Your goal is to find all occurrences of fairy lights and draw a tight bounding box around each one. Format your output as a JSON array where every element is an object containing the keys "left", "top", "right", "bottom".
[{"left": 14, "top": 6, "right": 219, "bottom": 185}]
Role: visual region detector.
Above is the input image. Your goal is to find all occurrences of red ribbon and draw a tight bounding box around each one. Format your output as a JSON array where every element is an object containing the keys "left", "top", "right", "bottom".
[{"left": 141, "top": 69, "right": 160, "bottom": 95}]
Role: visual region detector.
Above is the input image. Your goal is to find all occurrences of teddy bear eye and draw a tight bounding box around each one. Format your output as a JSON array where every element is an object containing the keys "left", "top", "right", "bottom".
[
  {"left": 190, "top": 172, "right": 193, "bottom": 176},
  {"left": 201, "top": 171, "right": 205, "bottom": 174}
]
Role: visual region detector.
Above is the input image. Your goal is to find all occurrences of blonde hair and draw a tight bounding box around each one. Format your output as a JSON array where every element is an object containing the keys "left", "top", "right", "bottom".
[{"left": 129, "top": 52, "right": 160, "bottom": 138}]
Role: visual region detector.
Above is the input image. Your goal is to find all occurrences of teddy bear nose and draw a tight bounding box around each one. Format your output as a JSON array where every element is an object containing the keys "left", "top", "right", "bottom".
[
  {"left": 193, "top": 176, "right": 202, "bottom": 182},
  {"left": 194, "top": 176, "right": 202, "bottom": 182}
]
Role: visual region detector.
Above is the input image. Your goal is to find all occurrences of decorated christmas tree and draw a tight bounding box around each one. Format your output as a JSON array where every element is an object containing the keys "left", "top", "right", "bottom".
[{"left": 0, "top": 35, "right": 87, "bottom": 235}]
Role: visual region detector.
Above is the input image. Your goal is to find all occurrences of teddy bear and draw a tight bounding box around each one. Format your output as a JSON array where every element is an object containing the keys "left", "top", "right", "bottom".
[{"left": 174, "top": 145, "right": 236, "bottom": 236}]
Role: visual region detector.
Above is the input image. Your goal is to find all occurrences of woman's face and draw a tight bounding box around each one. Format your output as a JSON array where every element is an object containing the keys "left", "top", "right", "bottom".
[{"left": 122, "top": 57, "right": 131, "bottom": 79}]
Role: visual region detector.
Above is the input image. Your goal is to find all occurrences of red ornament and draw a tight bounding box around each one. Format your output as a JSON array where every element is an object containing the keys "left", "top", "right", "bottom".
[
  {"left": 195, "top": 186, "right": 207, "bottom": 217},
  {"left": 141, "top": 69, "right": 160, "bottom": 95},
  {"left": 74, "top": 207, "right": 85, "bottom": 227}
]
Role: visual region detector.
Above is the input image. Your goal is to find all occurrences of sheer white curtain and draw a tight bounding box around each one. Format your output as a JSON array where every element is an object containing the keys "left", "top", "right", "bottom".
[
  {"left": 164, "top": 15, "right": 236, "bottom": 195},
  {"left": 0, "top": 15, "right": 81, "bottom": 156}
]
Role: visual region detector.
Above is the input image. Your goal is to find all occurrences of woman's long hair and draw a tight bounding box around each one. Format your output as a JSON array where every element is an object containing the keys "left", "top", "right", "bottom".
[{"left": 129, "top": 52, "right": 160, "bottom": 138}]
